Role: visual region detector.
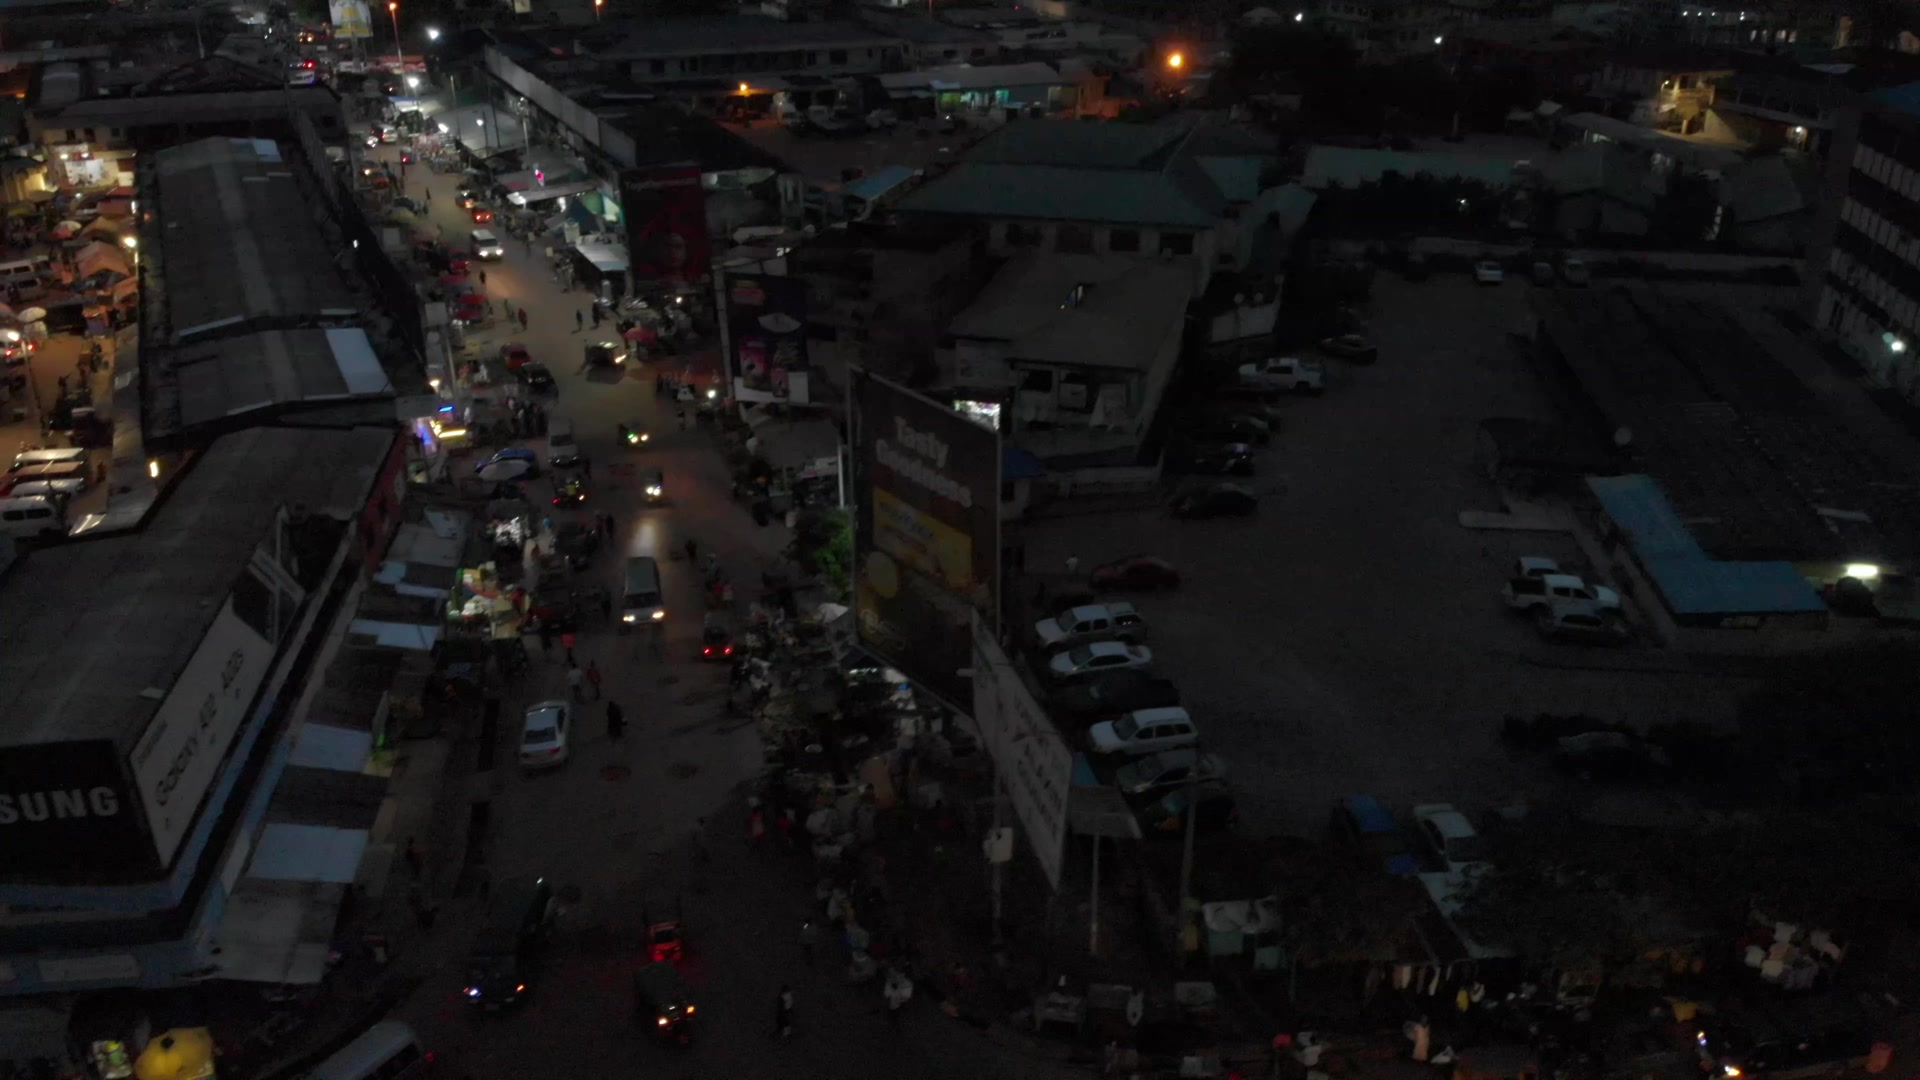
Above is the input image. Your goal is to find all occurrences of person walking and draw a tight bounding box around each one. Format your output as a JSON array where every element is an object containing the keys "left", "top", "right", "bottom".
[
  {"left": 798, "top": 919, "right": 819, "bottom": 968},
  {"left": 567, "top": 661, "right": 586, "bottom": 703},
  {"left": 478, "top": 269, "right": 487, "bottom": 286},
  {"left": 403, "top": 836, "right": 424, "bottom": 878},
  {"left": 684, "top": 538, "right": 698, "bottom": 564},
  {"left": 518, "top": 307, "right": 529, "bottom": 331},
  {"left": 774, "top": 985, "right": 795, "bottom": 1038},
  {"left": 560, "top": 629, "right": 577, "bottom": 665},
  {"left": 606, "top": 700, "right": 626, "bottom": 740},
  {"left": 537, "top": 621, "right": 555, "bottom": 658},
  {"left": 423, "top": 186, "right": 431, "bottom": 204},
  {"left": 1065, "top": 554, "right": 1081, "bottom": 575},
  {"left": 575, "top": 310, "right": 584, "bottom": 332},
  {"left": 585, "top": 659, "right": 603, "bottom": 701},
  {"left": 581, "top": 457, "right": 592, "bottom": 479},
  {"left": 600, "top": 512, "right": 615, "bottom": 538}
]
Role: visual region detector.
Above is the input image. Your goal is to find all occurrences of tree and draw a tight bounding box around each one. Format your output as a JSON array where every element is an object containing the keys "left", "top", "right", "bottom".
[{"left": 793, "top": 508, "right": 852, "bottom": 601}]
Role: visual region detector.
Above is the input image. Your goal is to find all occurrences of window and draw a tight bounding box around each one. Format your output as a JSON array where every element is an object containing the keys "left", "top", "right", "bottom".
[
  {"left": 650, "top": 59, "right": 665, "bottom": 74},
  {"left": 829, "top": 49, "right": 848, "bottom": 63},
  {"left": 1056, "top": 225, "right": 1094, "bottom": 253},
  {"left": 1158, "top": 232, "right": 1195, "bottom": 256},
  {"left": 1005, "top": 222, "right": 1041, "bottom": 247},
  {"left": 1108, "top": 228, "right": 1141, "bottom": 252},
  {"left": 1021, "top": 369, "right": 1054, "bottom": 392}
]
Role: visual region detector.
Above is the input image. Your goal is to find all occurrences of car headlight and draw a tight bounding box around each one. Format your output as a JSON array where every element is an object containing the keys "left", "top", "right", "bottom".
[
  {"left": 466, "top": 987, "right": 481, "bottom": 998},
  {"left": 651, "top": 610, "right": 666, "bottom": 620},
  {"left": 623, "top": 614, "right": 637, "bottom": 623},
  {"left": 646, "top": 485, "right": 662, "bottom": 497}
]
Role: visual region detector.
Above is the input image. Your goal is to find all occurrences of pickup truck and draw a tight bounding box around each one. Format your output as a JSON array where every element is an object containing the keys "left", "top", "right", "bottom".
[
  {"left": 1235, "top": 356, "right": 1325, "bottom": 393},
  {"left": 1034, "top": 602, "right": 1147, "bottom": 650},
  {"left": 1503, "top": 572, "right": 1622, "bottom": 613}
]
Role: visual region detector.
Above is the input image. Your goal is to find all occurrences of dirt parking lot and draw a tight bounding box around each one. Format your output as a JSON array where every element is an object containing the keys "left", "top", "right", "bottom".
[{"left": 1021, "top": 274, "right": 1754, "bottom": 837}]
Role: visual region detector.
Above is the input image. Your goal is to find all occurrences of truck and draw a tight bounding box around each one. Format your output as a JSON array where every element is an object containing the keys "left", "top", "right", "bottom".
[{"left": 1502, "top": 558, "right": 1621, "bottom": 613}]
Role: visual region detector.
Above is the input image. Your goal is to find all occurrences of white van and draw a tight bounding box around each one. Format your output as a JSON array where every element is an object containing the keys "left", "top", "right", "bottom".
[
  {"left": 0, "top": 255, "right": 52, "bottom": 287},
  {"left": 304, "top": 1021, "right": 430, "bottom": 1080},
  {"left": 8, "top": 460, "right": 87, "bottom": 490},
  {"left": 9, "top": 447, "right": 86, "bottom": 473},
  {"left": 470, "top": 229, "right": 504, "bottom": 260},
  {"left": 8, "top": 478, "right": 87, "bottom": 500},
  {"left": 620, "top": 556, "right": 665, "bottom": 629},
  {"left": 0, "top": 495, "right": 66, "bottom": 539}
]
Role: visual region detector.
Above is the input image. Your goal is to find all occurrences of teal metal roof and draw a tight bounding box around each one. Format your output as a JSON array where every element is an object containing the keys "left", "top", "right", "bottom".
[
  {"left": 1587, "top": 475, "right": 1826, "bottom": 617},
  {"left": 966, "top": 120, "right": 1190, "bottom": 168},
  {"left": 900, "top": 162, "right": 1222, "bottom": 227},
  {"left": 1197, "top": 156, "right": 1266, "bottom": 203}
]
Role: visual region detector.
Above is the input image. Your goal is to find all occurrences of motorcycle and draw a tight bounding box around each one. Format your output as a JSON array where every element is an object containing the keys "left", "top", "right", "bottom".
[
  {"left": 619, "top": 422, "right": 650, "bottom": 447},
  {"left": 552, "top": 476, "right": 588, "bottom": 507}
]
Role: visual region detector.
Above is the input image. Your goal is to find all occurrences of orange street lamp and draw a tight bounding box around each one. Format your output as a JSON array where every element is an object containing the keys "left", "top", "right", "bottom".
[
  {"left": 594, "top": 0, "right": 603, "bottom": 19},
  {"left": 1166, "top": 51, "right": 1184, "bottom": 70},
  {"left": 387, "top": 1, "right": 403, "bottom": 69},
  {"left": 738, "top": 81, "right": 750, "bottom": 93}
]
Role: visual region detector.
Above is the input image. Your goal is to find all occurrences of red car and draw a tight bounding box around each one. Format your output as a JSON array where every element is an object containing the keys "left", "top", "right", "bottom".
[
  {"left": 499, "top": 343, "right": 531, "bottom": 370},
  {"left": 446, "top": 252, "right": 471, "bottom": 274},
  {"left": 1090, "top": 555, "right": 1181, "bottom": 591},
  {"left": 471, "top": 207, "right": 495, "bottom": 224}
]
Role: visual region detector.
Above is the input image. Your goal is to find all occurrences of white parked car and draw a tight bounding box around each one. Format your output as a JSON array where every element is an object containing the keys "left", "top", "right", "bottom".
[
  {"left": 1047, "top": 640, "right": 1153, "bottom": 682},
  {"left": 520, "top": 700, "right": 572, "bottom": 769},
  {"left": 1235, "top": 356, "right": 1325, "bottom": 394},
  {"left": 1535, "top": 600, "right": 1631, "bottom": 645},
  {"left": 1033, "top": 602, "right": 1147, "bottom": 650},
  {"left": 1474, "top": 260, "right": 1505, "bottom": 285},
  {"left": 1503, "top": 558, "right": 1622, "bottom": 612},
  {"left": 1411, "top": 803, "right": 1491, "bottom": 872},
  {"left": 546, "top": 419, "right": 581, "bottom": 468},
  {"left": 1560, "top": 258, "right": 1591, "bottom": 286},
  {"left": 1088, "top": 707, "right": 1198, "bottom": 756}
]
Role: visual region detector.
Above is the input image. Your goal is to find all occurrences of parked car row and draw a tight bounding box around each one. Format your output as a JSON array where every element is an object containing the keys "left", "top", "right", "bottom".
[{"left": 1329, "top": 793, "right": 1493, "bottom": 877}]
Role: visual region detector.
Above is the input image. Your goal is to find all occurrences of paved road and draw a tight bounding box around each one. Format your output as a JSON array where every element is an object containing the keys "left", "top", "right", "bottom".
[{"left": 366, "top": 139, "right": 1084, "bottom": 1080}]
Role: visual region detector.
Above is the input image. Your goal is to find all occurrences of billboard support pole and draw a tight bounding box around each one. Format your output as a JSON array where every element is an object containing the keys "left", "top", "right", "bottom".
[
  {"left": 1175, "top": 775, "right": 1200, "bottom": 958},
  {"left": 1089, "top": 834, "right": 1101, "bottom": 957}
]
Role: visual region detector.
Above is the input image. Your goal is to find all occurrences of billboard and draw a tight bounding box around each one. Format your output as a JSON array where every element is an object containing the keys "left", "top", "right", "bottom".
[
  {"left": 0, "top": 739, "right": 154, "bottom": 879},
  {"left": 850, "top": 369, "right": 999, "bottom": 712},
  {"left": 126, "top": 601, "right": 276, "bottom": 866},
  {"left": 328, "top": 0, "right": 373, "bottom": 38},
  {"left": 621, "top": 166, "right": 711, "bottom": 290},
  {"left": 971, "top": 615, "right": 1070, "bottom": 889},
  {"left": 725, "top": 271, "right": 811, "bottom": 405}
]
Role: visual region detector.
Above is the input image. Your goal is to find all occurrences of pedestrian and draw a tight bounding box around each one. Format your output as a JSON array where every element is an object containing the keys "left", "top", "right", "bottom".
[
  {"left": 777, "top": 806, "right": 798, "bottom": 851},
  {"left": 1065, "top": 554, "right": 1081, "bottom": 575},
  {"left": 424, "top": 186, "right": 431, "bottom": 203},
  {"left": 581, "top": 456, "right": 592, "bottom": 479},
  {"left": 561, "top": 629, "right": 578, "bottom": 665},
  {"left": 518, "top": 307, "right": 529, "bottom": 331},
  {"left": 567, "top": 662, "right": 586, "bottom": 702},
  {"left": 585, "top": 659, "right": 603, "bottom": 701},
  {"left": 684, "top": 537, "right": 698, "bottom": 564},
  {"left": 749, "top": 799, "right": 767, "bottom": 845},
  {"left": 575, "top": 310, "right": 584, "bottom": 332},
  {"left": 403, "top": 836, "right": 424, "bottom": 878},
  {"left": 606, "top": 700, "right": 626, "bottom": 740},
  {"left": 775, "top": 984, "right": 794, "bottom": 1037},
  {"left": 537, "top": 621, "right": 555, "bottom": 659},
  {"left": 600, "top": 512, "right": 615, "bottom": 537},
  {"left": 655, "top": 372, "right": 666, "bottom": 393},
  {"left": 678, "top": 408, "right": 689, "bottom": 431},
  {"left": 798, "top": 919, "right": 819, "bottom": 967},
  {"left": 479, "top": 269, "right": 487, "bottom": 286},
  {"left": 704, "top": 552, "right": 719, "bottom": 576}
]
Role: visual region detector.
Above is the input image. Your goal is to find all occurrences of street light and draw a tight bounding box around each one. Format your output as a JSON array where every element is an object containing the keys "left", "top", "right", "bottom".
[
  {"left": 387, "top": 1, "right": 402, "bottom": 70},
  {"left": 426, "top": 25, "right": 441, "bottom": 40},
  {"left": 1293, "top": 9, "right": 1303, "bottom": 19},
  {"left": 406, "top": 75, "right": 420, "bottom": 90},
  {"left": 1166, "top": 51, "right": 1184, "bottom": 69},
  {"left": 594, "top": 0, "right": 603, "bottom": 19}
]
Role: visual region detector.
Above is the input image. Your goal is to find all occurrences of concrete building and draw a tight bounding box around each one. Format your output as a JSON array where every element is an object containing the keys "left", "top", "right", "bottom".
[
  {"left": 1809, "top": 83, "right": 1920, "bottom": 403},
  {"left": 940, "top": 251, "right": 1194, "bottom": 462},
  {"left": 591, "top": 17, "right": 906, "bottom": 85},
  {"left": 875, "top": 61, "right": 1084, "bottom": 117},
  {"left": 0, "top": 425, "right": 402, "bottom": 1000},
  {"left": 1583, "top": 46, "right": 1734, "bottom": 133}
]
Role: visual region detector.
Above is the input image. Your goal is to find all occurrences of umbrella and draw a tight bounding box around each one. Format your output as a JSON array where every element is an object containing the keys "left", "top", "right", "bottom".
[
  {"left": 50, "top": 220, "right": 82, "bottom": 240},
  {"left": 475, "top": 457, "right": 534, "bottom": 482},
  {"left": 16, "top": 307, "right": 47, "bottom": 323},
  {"left": 624, "top": 325, "right": 657, "bottom": 343}
]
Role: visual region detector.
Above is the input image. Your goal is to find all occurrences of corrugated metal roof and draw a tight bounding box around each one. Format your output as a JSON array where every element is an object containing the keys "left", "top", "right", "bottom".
[
  {"left": 1303, "top": 145, "right": 1526, "bottom": 190},
  {"left": 948, "top": 251, "right": 1193, "bottom": 371},
  {"left": 902, "top": 162, "right": 1221, "bottom": 227},
  {"left": 1587, "top": 475, "right": 1826, "bottom": 616}
]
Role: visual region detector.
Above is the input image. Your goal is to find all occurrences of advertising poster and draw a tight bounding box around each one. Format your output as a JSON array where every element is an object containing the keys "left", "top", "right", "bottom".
[
  {"left": 621, "top": 166, "right": 712, "bottom": 290},
  {"left": 971, "top": 615, "right": 1070, "bottom": 888},
  {"left": 726, "top": 272, "right": 810, "bottom": 404},
  {"left": 0, "top": 739, "right": 153, "bottom": 880},
  {"left": 851, "top": 369, "right": 1000, "bottom": 712},
  {"left": 328, "top": 0, "right": 373, "bottom": 38}
]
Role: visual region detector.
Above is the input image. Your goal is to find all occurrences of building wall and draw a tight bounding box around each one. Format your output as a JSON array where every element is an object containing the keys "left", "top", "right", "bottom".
[
  {"left": 623, "top": 41, "right": 904, "bottom": 82},
  {"left": 987, "top": 219, "right": 1218, "bottom": 293},
  {"left": 1813, "top": 105, "right": 1920, "bottom": 402}
]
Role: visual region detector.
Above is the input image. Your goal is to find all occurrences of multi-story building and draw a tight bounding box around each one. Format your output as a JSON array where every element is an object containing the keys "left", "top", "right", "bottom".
[
  {"left": 1808, "top": 84, "right": 1920, "bottom": 402},
  {"left": 1584, "top": 45, "right": 1733, "bottom": 133},
  {"left": 591, "top": 17, "right": 906, "bottom": 85}
]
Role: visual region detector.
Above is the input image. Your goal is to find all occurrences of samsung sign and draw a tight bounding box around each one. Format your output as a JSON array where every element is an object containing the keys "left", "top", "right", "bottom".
[
  {"left": 126, "top": 600, "right": 275, "bottom": 866},
  {"left": 0, "top": 740, "right": 151, "bottom": 876}
]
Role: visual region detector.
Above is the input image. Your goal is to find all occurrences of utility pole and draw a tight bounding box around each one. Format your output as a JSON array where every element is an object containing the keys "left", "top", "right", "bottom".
[{"left": 1174, "top": 774, "right": 1200, "bottom": 959}]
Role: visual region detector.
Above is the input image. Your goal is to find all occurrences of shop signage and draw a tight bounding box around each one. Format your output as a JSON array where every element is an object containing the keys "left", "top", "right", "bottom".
[
  {"left": 849, "top": 368, "right": 1000, "bottom": 712},
  {"left": 620, "top": 166, "right": 711, "bottom": 290},
  {"left": 971, "top": 616, "right": 1070, "bottom": 890},
  {"left": 723, "top": 271, "right": 811, "bottom": 405},
  {"left": 327, "top": 0, "right": 372, "bottom": 38},
  {"left": 127, "top": 602, "right": 275, "bottom": 866},
  {"left": 0, "top": 739, "right": 153, "bottom": 878}
]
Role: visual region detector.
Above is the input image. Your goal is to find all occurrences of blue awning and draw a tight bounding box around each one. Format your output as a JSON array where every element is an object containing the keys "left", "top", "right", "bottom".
[
  {"left": 1003, "top": 446, "right": 1046, "bottom": 481},
  {"left": 1587, "top": 475, "right": 1826, "bottom": 616}
]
